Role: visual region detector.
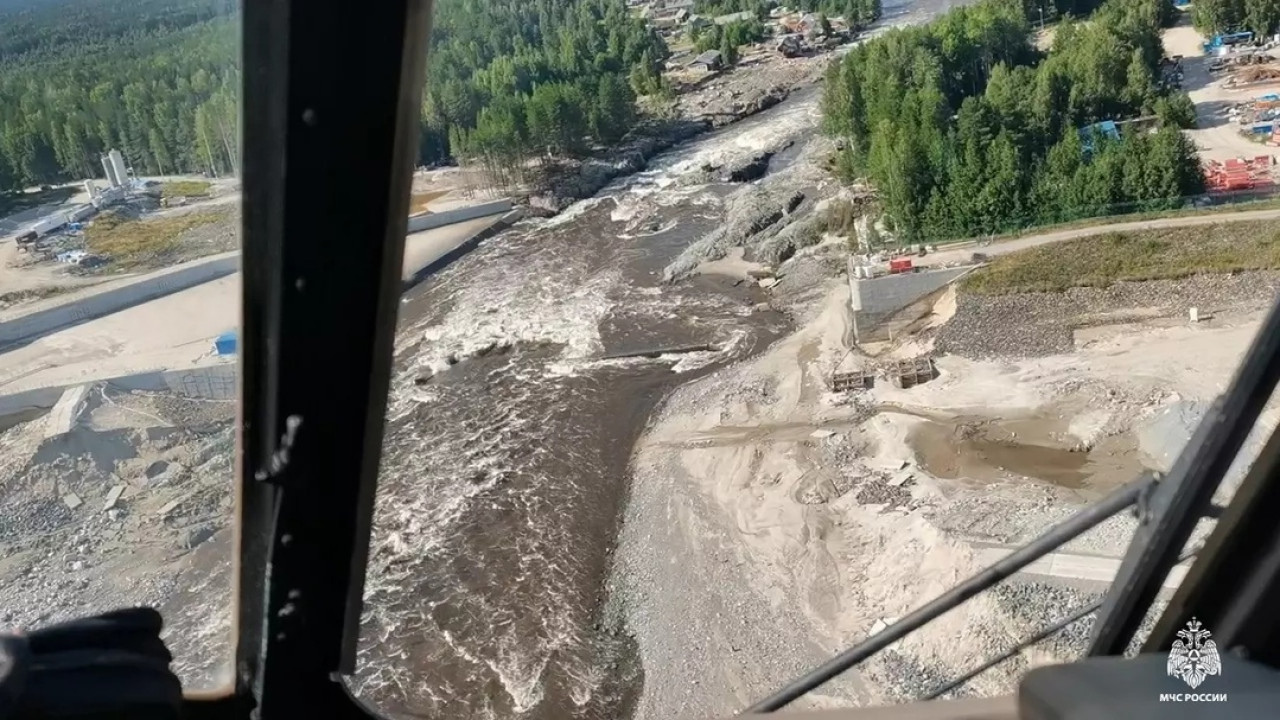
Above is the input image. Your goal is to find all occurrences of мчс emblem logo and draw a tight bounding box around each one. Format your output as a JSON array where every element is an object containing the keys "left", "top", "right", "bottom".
[{"left": 1167, "top": 618, "right": 1222, "bottom": 690}]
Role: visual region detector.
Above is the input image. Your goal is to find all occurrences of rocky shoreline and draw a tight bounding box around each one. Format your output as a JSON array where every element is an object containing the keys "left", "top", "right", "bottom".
[
  {"left": 937, "top": 271, "right": 1280, "bottom": 359},
  {"left": 527, "top": 51, "right": 830, "bottom": 214}
]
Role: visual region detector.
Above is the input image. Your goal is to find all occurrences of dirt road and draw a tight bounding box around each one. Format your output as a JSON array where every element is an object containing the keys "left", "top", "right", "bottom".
[{"left": 920, "top": 206, "right": 1280, "bottom": 268}]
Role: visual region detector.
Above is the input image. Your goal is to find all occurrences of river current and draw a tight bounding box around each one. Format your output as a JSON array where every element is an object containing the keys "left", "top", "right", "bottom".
[{"left": 349, "top": 0, "right": 955, "bottom": 713}]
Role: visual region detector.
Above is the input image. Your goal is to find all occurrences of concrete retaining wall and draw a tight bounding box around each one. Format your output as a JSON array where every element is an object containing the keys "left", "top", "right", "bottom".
[
  {"left": 851, "top": 265, "right": 975, "bottom": 341},
  {"left": 107, "top": 363, "right": 238, "bottom": 401},
  {"left": 0, "top": 253, "right": 239, "bottom": 349},
  {"left": 406, "top": 199, "right": 513, "bottom": 233},
  {"left": 403, "top": 209, "right": 523, "bottom": 292},
  {"left": 45, "top": 385, "right": 89, "bottom": 438},
  {"left": 0, "top": 204, "right": 520, "bottom": 416},
  {"left": 0, "top": 202, "right": 513, "bottom": 350},
  {"left": 0, "top": 386, "right": 68, "bottom": 420},
  {"left": 0, "top": 364, "right": 238, "bottom": 421}
]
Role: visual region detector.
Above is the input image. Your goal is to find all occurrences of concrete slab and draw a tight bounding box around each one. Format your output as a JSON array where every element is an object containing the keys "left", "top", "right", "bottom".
[
  {"left": 851, "top": 265, "right": 974, "bottom": 340},
  {"left": 401, "top": 213, "right": 506, "bottom": 281},
  {"left": 104, "top": 484, "right": 125, "bottom": 511},
  {"left": 44, "top": 384, "right": 88, "bottom": 438},
  {"left": 971, "top": 547, "right": 1189, "bottom": 590}
]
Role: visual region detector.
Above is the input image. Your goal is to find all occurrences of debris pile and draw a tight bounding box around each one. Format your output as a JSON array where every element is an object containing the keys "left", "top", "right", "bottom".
[{"left": 0, "top": 385, "right": 236, "bottom": 687}]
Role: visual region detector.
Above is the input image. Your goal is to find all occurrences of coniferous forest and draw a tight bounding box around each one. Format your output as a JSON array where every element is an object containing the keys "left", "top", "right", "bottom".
[
  {"left": 822, "top": 0, "right": 1209, "bottom": 240},
  {"left": 0, "top": 0, "right": 679, "bottom": 192}
]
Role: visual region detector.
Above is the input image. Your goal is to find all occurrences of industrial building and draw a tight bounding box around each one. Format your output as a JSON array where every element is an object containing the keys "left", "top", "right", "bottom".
[{"left": 14, "top": 147, "right": 133, "bottom": 244}]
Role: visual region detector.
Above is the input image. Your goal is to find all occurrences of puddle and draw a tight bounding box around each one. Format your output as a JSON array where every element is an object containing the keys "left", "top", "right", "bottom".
[{"left": 904, "top": 412, "right": 1147, "bottom": 492}]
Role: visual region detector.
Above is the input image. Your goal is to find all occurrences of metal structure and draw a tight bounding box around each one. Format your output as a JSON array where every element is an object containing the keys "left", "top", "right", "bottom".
[{"left": 890, "top": 356, "right": 935, "bottom": 389}]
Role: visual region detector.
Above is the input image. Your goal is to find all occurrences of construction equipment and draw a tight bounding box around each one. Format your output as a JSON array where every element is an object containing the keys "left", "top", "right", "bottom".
[{"left": 1204, "top": 156, "right": 1276, "bottom": 191}]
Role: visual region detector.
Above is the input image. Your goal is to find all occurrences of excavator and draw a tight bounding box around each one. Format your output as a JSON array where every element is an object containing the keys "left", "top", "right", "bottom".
[{"left": 2, "top": 0, "right": 1279, "bottom": 718}]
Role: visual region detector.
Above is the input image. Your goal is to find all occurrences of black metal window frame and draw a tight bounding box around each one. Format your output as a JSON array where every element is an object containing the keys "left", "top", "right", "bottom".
[{"left": 182, "top": 0, "right": 434, "bottom": 716}]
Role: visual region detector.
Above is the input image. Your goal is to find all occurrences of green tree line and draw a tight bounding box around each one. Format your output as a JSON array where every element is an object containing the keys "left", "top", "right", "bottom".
[
  {"left": 822, "top": 0, "right": 1203, "bottom": 241},
  {"left": 0, "top": 0, "right": 238, "bottom": 191},
  {"left": 421, "top": 0, "right": 672, "bottom": 186},
  {"left": 1192, "top": 0, "right": 1280, "bottom": 38},
  {"left": 692, "top": 18, "right": 767, "bottom": 65},
  {"left": 0, "top": 0, "right": 671, "bottom": 193}
]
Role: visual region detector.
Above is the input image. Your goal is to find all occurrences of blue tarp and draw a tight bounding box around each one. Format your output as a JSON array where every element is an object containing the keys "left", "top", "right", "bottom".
[
  {"left": 214, "top": 330, "right": 237, "bottom": 356},
  {"left": 1205, "top": 31, "right": 1253, "bottom": 49},
  {"left": 1078, "top": 120, "right": 1121, "bottom": 152}
]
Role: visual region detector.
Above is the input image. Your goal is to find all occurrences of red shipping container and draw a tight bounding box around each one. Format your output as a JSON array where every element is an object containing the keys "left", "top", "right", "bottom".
[{"left": 889, "top": 257, "right": 914, "bottom": 274}]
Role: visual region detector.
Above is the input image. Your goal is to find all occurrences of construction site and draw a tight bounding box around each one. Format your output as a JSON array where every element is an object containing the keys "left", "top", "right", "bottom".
[
  {"left": 1166, "top": 19, "right": 1280, "bottom": 172},
  {"left": 623, "top": 209, "right": 1280, "bottom": 716}
]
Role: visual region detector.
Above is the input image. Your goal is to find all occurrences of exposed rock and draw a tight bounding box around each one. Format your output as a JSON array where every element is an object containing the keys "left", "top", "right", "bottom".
[
  {"left": 722, "top": 150, "right": 774, "bottom": 183},
  {"left": 528, "top": 120, "right": 710, "bottom": 213}
]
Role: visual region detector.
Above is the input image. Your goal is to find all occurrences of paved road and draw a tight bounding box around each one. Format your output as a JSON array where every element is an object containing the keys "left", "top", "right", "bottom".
[
  {"left": 972, "top": 546, "right": 1189, "bottom": 590},
  {"left": 921, "top": 206, "right": 1280, "bottom": 268},
  {"left": 0, "top": 213, "right": 506, "bottom": 397}
]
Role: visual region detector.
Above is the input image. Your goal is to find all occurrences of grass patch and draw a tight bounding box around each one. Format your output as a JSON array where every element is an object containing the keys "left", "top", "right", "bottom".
[
  {"left": 962, "top": 221, "right": 1280, "bottom": 295},
  {"left": 86, "top": 209, "right": 227, "bottom": 267},
  {"left": 160, "top": 180, "right": 212, "bottom": 198}
]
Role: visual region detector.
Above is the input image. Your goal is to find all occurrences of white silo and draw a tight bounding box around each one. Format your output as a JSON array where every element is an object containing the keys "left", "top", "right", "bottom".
[
  {"left": 83, "top": 180, "right": 98, "bottom": 199},
  {"left": 109, "top": 149, "right": 128, "bottom": 187},
  {"left": 102, "top": 155, "right": 119, "bottom": 187}
]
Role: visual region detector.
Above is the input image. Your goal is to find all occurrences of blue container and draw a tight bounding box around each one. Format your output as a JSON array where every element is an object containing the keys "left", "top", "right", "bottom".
[{"left": 214, "top": 330, "right": 237, "bottom": 356}]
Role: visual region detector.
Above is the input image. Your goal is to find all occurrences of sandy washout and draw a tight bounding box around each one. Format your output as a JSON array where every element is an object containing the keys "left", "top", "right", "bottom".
[{"left": 615, "top": 250, "right": 1277, "bottom": 717}]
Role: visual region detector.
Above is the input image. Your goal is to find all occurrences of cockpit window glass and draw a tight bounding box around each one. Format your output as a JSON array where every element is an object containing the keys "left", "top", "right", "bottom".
[{"left": 0, "top": 0, "right": 240, "bottom": 691}]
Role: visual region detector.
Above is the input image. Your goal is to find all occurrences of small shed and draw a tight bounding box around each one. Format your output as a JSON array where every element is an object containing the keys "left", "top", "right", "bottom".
[
  {"left": 214, "top": 330, "right": 238, "bottom": 356},
  {"left": 691, "top": 49, "right": 723, "bottom": 72}
]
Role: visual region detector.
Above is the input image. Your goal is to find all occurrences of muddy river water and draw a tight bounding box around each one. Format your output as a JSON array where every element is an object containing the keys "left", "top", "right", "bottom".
[
  {"left": 345, "top": 1, "right": 974, "bottom": 716},
  {"left": 904, "top": 411, "right": 1147, "bottom": 493},
  {"left": 348, "top": 101, "right": 815, "bottom": 719}
]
